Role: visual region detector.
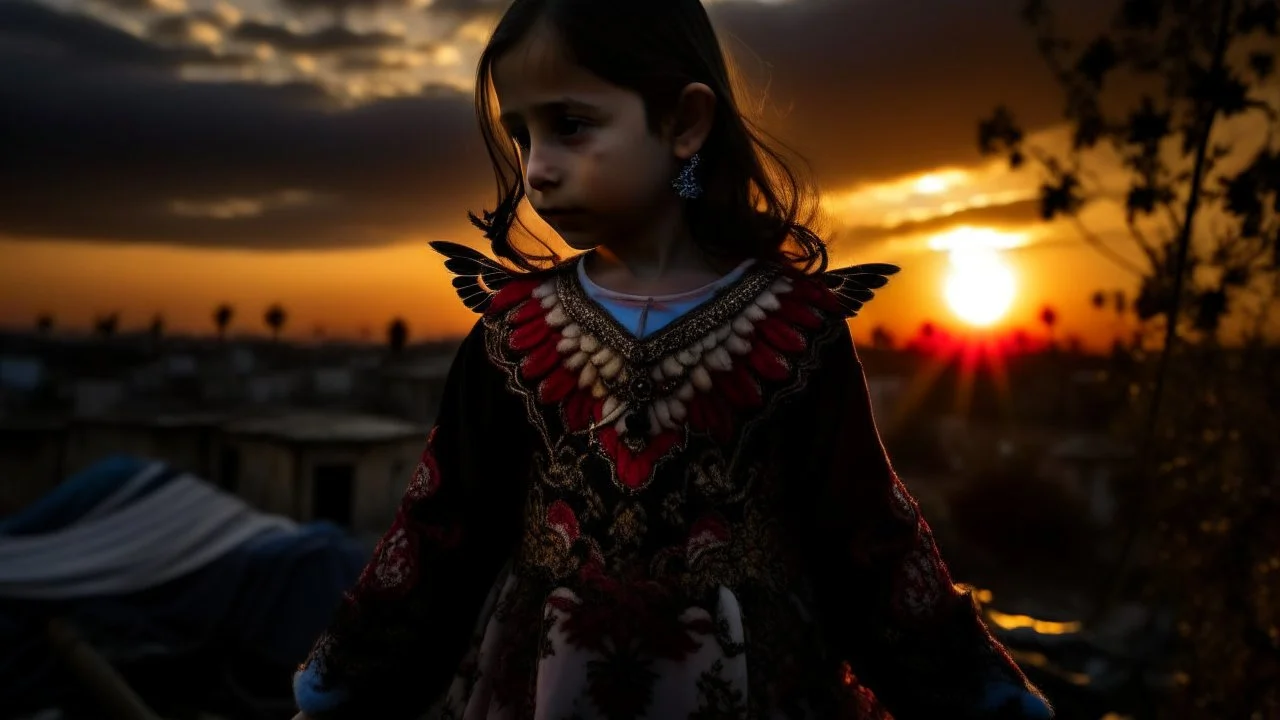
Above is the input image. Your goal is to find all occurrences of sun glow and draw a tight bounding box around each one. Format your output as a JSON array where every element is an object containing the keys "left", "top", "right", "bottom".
[
  {"left": 944, "top": 248, "right": 1016, "bottom": 326},
  {"left": 912, "top": 173, "right": 951, "bottom": 195},
  {"left": 929, "top": 227, "right": 1022, "bottom": 327}
]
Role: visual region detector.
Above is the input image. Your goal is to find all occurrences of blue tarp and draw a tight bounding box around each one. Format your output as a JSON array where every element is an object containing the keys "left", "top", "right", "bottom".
[{"left": 0, "top": 455, "right": 369, "bottom": 712}]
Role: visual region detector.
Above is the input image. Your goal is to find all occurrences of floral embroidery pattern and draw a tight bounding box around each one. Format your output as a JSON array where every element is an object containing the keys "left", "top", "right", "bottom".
[
  {"left": 690, "top": 660, "right": 749, "bottom": 718},
  {"left": 686, "top": 513, "right": 731, "bottom": 568},
  {"left": 544, "top": 575, "right": 717, "bottom": 718},
  {"left": 406, "top": 429, "right": 442, "bottom": 502},
  {"left": 885, "top": 477, "right": 957, "bottom": 625},
  {"left": 369, "top": 523, "right": 417, "bottom": 591}
]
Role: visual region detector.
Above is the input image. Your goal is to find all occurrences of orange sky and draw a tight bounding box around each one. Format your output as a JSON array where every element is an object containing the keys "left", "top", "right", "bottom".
[
  {"left": 0, "top": 139, "right": 1150, "bottom": 351},
  {"left": 0, "top": 178, "right": 1141, "bottom": 351}
]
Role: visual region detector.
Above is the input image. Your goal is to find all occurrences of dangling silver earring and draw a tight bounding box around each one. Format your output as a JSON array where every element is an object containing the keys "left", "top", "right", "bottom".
[{"left": 672, "top": 153, "right": 703, "bottom": 200}]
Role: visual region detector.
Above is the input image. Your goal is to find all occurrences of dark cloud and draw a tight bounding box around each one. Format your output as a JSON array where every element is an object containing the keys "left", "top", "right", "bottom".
[
  {"left": 425, "top": 0, "right": 507, "bottom": 19},
  {"left": 278, "top": 0, "right": 418, "bottom": 17},
  {"left": 0, "top": 0, "right": 1112, "bottom": 251},
  {"left": 190, "top": 6, "right": 242, "bottom": 28},
  {"left": 0, "top": 1, "right": 490, "bottom": 250},
  {"left": 841, "top": 198, "right": 1042, "bottom": 245},
  {"left": 337, "top": 50, "right": 429, "bottom": 71},
  {"left": 707, "top": 0, "right": 1103, "bottom": 187},
  {"left": 87, "top": 0, "right": 184, "bottom": 12},
  {"left": 230, "top": 20, "right": 406, "bottom": 54},
  {"left": 148, "top": 13, "right": 223, "bottom": 45},
  {"left": 0, "top": 1, "right": 252, "bottom": 67}
]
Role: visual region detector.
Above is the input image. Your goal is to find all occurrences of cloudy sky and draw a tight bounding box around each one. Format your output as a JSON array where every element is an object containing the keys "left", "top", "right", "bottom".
[{"left": 0, "top": 0, "right": 1157, "bottom": 345}]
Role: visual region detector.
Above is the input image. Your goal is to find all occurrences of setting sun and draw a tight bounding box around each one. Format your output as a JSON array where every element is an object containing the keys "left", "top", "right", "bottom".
[
  {"left": 943, "top": 247, "right": 1017, "bottom": 327},
  {"left": 926, "top": 227, "right": 1022, "bottom": 327}
]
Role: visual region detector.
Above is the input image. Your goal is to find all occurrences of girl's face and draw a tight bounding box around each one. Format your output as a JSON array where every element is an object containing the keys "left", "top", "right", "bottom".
[{"left": 491, "top": 27, "right": 680, "bottom": 252}]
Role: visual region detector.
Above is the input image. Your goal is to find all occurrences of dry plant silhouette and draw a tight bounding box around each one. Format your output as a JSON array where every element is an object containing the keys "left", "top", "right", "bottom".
[{"left": 980, "top": 0, "right": 1279, "bottom": 716}]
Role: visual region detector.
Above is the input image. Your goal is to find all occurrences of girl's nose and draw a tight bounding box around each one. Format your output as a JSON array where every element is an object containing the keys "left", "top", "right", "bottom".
[{"left": 524, "top": 147, "right": 560, "bottom": 194}]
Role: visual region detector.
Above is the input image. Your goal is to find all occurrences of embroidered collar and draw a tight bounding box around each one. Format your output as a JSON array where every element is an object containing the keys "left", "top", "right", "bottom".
[{"left": 556, "top": 260, "right": 782, "bottom": 367}]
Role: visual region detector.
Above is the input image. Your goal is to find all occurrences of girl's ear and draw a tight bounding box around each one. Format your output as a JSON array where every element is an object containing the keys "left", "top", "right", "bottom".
[{"left": 669, "top": 82, "right": 717, "bottom": 160}]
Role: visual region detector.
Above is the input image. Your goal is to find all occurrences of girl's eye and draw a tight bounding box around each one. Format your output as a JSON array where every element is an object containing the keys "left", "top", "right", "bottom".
[{"left": 554, "top": 117, "right": 589, "bottom": 138}]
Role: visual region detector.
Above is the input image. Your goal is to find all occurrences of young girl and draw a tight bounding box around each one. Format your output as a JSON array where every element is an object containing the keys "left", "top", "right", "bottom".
[{"left": 292, "top": 1, "right": 1054, "bottom": 718}]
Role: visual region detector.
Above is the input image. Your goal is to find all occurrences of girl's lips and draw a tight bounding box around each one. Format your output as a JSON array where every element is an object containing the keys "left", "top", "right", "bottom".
[{"left": 540, "top": 209, "right": 587, "bottom": 229}]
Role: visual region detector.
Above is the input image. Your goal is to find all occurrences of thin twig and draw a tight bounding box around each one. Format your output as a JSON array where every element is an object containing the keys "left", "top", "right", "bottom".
[
  {"left": 1071, "top": 216, "right": 1147, "bottom": 275},
  {"left": 1125, "top": 218, "right": 1161, "bottom": 264},
  {"left": 1088, "top": 0, "right": 1238, "bottom": 626},
  {"left": 1161, "top": 200, "right": 1185, "bottom": 242}
]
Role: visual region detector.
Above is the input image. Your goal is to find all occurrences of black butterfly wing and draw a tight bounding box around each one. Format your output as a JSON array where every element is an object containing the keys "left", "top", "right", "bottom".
[
  {"left": 820, "top": 262, "right": 901, "bottom": 318},
  {"left": 429, "top": 240, "right": 516, "bottom": 313}
]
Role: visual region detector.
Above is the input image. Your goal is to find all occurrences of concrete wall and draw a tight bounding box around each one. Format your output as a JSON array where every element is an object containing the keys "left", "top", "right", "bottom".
[
  {"left": 229, "top": 439, "right": 298, "bottom": 518},
  {"left": 293, "top": 438, "right": 424, "bottom": 537},
  {"left": 226, "top": 436, "right": 426, "bottom": 537}
]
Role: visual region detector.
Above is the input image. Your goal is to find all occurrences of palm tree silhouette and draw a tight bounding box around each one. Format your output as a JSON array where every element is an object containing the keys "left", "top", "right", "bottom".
[
  {"left": 1090, "top": 291, "right": 1107, "bottom": 310},
  {"left": 870, "top": 324, "right": 895, "bottom": 350},
  {"left": 1039, "top": 305, "right": 1058, "bottom": 345},
  {"left": 214, "top": 304, "right": 234, "bottom": 341},
  {"left": 264, "top": 304, "right": 287, "bottom": 343},
  {"left": 36, "top": 314, "right": 54, "bottom": 336},
  {"left": 94, "top": 313, "right": 120, "bottom": 341},
  {"left": 387, "top": 317, "right": 409, "bottom": 355},
  {"left": 149, "top": 314, "right": 165, "bottom": 343}
]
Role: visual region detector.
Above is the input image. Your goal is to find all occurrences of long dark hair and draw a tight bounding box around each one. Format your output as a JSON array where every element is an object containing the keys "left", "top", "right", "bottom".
[{"left": 470, "top": 0, "right": 829, "bottom": 274}]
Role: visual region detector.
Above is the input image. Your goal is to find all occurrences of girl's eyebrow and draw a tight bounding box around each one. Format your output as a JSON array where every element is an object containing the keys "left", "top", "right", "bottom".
[{"left": 500, "top": 97, "right": 600, "bottom": 125}]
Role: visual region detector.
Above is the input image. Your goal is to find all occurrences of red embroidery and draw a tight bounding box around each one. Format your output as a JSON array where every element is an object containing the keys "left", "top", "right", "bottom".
[
  {"left": 687, "top": 513, "right": 731, "bottom": 567},
  {"left": 547, "top": 499, "right": 581, "bottom": 546},
  {"left": 755, "top": 316, "right": 807, "bottom": 355},
  {"left": 405, "top": 443, "right": 440, "bottom": 502},
  {"left": 713, "top": 364, "right": 763, "bottom": 410},
  {"left": 521, "top": 334, "right": 563, "bottom": 380},
  {"left": 420, "top": 521, "right": 464, "bottom": 549},
  {"left": 549, "top": 577, "right": 710, "bottom": 662},
  {"left": 746, "top": 341, "right": 791, "bottom": 382},
  {"left": 539, "top": 365, "right": 578, "bottom": 404},
  {"left": 487, "top": 268, "right": 849, "bottom": 492},
  {"left": 359, "top": 512, "right": 420, "bottom": 596},
  {"left": 487, "top": 277, "right": 543, "bottom": 315},
  {"left": 888, "top": 506, "right": 956, "bottom": 623},
  {"left": 596, "top": 426, "right": 682, "bottom": 489}
]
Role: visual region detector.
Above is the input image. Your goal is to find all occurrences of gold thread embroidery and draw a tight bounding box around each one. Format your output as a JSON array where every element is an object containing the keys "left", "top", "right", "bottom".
[{"left": 482, "top": 267, "right": 852, "bottom": 499}]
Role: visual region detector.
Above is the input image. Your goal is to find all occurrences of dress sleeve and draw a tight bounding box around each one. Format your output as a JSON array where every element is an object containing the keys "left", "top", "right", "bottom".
[
  {"left": 785, "top": 320, "right": 1053, "bottom": 720},
  {"left": 294, "top": 320, "right": 533, "bottom": 719}
]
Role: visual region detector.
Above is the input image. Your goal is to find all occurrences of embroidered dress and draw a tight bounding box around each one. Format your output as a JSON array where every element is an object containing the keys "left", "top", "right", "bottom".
[{"left": 294, "top": 245, "right": 1050, "bottom": 720}]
